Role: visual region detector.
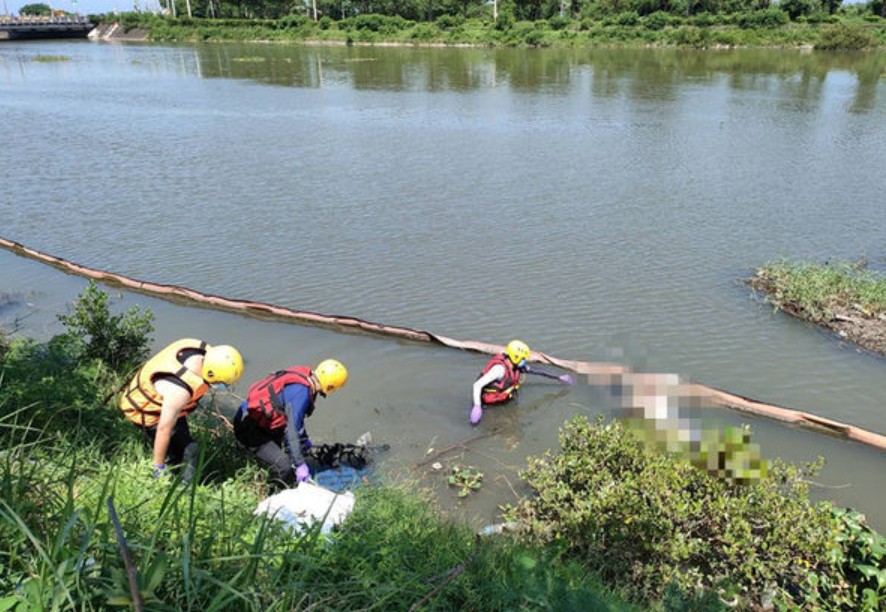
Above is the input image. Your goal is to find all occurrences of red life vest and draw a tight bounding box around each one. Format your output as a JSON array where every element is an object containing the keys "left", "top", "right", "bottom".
[
  {"left": 245, "top": 366, "right": 313, "bottom": 430},
  {"left": 479, "top": 354, "right": 524, "bottom": 405}
]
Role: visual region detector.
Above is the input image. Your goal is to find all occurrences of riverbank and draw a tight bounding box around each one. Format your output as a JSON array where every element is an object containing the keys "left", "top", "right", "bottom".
[
  {"left": 3, "top": 281, "right": 886, "bottom": 609},
  {"left": 749, "top": 260, "right": 886, "bottom": 356},
  {"left": 103, "top": 12, "right": 886, "bottom": 49}
]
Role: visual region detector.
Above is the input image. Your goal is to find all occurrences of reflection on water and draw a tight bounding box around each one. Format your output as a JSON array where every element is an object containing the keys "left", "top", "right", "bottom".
[
  {"left": 1, "top": 41, "right": 885, "bottom": 530},
  {"left": 188, "top": 45, "right": 885, "bottom": 109}
]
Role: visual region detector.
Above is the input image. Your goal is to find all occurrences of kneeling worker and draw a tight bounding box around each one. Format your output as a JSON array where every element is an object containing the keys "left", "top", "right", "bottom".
[
  {"left": 234, "top": 359, "right": 349, "bottom": 485},
  {"left": 471, "top": 339, "right": 573, "bottom": 425},
  {"left": 120, "top": 339, "right": 244, "bottom": 481}
]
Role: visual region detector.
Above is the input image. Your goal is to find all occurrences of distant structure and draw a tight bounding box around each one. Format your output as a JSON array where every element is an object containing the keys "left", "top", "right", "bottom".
[{"left": 0, "top": 15, "right": 95, "bottom": 40}]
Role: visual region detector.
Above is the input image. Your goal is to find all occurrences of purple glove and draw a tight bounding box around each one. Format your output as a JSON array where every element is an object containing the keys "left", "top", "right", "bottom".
[
  {"left": 295, "top": 463, "right": 310, "bottom": 483},
  {"left": 559, "top": 374, "right": 574, "bottom": 385},
  {"left": 152, "top": 463, "right": 167, "bottom": 478},
  {"left": 470, "top": 404, "right": 483, "bottom": 425}
]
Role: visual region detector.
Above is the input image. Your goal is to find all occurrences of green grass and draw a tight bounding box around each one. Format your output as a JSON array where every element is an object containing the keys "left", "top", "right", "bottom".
[
  {"left": 0, "top": 335, "right": 635, "bottom": 611},
  {"left": 751, "top": 259, "right": 886, "bottom": 322}
]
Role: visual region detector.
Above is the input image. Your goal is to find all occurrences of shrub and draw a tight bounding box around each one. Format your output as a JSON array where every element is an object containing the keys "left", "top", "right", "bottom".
[
  {"left": 547, "top": 14, "right": 573, "bottom": 29},
  {"left": 617, "top": 10, "right": 641, "bottom": 25},
  {"left": 409, "top": 22, "right": 440, "bottom": 40},
  {"left": 643, "top": 10, "right": 672, "bottom": 29},
  {"left": 278, "top": 13, "right": 311, "bottom": 29},
  {"left": 435, "top": 13, "right": 464, "bottom": 29},
  {"left": 503, "top": 415, "right": 848, "bottom": 607},
  {"left": 815, "top": 23, "right": 878, "bottom": 48},
  {"left": 674, "top": 24, "right": 711, "bottom": 46},
  {"left": 495, "top": 11, "right": 516, "bottom": 30},
  {"left": 779, "top": 0, "right": 819, "bottom": 20},
  {"left": 689, "top": 10, "right": 718, "bottom": 25},
  {"left": 348, "top": 13, "right": 411, "bottom": 33},
  {"left": 57, "top": 281, "right": 154, "bottom": 375},
  {"left": 736, "top": 7, "right": 789, "bottom": 28}
]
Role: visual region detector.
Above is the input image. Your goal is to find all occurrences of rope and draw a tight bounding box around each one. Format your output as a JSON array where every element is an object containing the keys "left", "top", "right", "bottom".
[{"left": 2, "top": 236, "right": 884, "bottom": 452}]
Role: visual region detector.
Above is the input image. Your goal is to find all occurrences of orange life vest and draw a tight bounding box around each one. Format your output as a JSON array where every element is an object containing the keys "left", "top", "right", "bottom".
[
  {"left": 119, "top": 339, "right": 209, "bottom": 428},
  {"left": 479, "top": 353, "right": 524, "bottom": 405},
  {"left": 244, "top": 366, "right": 313, "bottom": 430}
]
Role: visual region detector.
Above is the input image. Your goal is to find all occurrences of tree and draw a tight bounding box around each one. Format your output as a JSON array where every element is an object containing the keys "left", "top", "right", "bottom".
[{"left": 19, "top": 3, "right": 52, "bottom": 15}]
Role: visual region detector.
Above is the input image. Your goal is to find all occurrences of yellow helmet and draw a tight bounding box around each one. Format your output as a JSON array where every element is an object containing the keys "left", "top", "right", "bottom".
[
  {"left": 202, "top": 345, "right": 244, "bottom": 386},
  {"left": 314, "top": 359, "right": 348, "bottom": 396},
  {"left": 505, "top": 340, "right": 531, "bottom": 366}
]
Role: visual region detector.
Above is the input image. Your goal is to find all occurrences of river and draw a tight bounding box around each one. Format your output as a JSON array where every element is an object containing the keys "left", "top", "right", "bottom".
[{"left": 1, "top": 39, "right": 884, "bottom": 530}]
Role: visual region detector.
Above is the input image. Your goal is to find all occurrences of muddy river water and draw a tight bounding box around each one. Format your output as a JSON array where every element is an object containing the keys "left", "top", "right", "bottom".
[{"left": 1, "top": 40, "right": 884, "bottom": 529}]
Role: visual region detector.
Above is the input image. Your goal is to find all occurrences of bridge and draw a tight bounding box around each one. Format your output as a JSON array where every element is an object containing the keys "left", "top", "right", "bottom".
[{"left": 0, "top": 15, "right": 95, "bottom": 40}]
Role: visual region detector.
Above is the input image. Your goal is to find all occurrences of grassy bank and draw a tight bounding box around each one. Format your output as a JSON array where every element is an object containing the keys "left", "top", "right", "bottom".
[
  {"left": 104, "top": 11, "right": 886, "bottom": 49},
  {"left": 3, "top": 282, "right": 886, "bottom": 609},
  {"left": 750, "top": 259, "right": 886, "bottom": 355},
  {"left": 0, "top": 324, "right": 635, "bottom": 610}
]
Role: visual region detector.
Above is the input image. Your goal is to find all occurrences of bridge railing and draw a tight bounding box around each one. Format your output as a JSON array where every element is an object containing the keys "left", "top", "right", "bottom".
[{"left": 0, "top": 15, "right": 92, "bottom": 26}]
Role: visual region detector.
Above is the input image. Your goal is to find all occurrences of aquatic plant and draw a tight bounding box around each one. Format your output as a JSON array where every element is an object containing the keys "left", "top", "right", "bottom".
[{"left": 447, "top": 465, "right": 484, "bottom": 497}]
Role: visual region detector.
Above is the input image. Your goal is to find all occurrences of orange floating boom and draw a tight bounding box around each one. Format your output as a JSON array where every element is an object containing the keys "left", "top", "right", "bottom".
[{"left": 2, "top": 235, "right": 884, "bottom": 452}]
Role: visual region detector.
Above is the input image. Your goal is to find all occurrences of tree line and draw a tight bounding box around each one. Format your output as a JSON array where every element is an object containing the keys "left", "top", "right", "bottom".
[{"left": 20, "top": 0, "right": 886, "bottom": 22}]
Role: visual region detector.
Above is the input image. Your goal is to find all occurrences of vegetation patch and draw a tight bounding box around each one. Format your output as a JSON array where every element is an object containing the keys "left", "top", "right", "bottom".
[
  {"left": 447, "top": 464, "right": 484, "bottom": 497},
  {"left": 749, "top": 259, "right": 886, "bottom": 355},
  {"left": 104, "top": 9, "right": 886, "bottom": 49},
  {"left": 32, "top": 55, "right": 71, "bottom": 62},
  {"left": 503, "top": 414, "right": 886, "bottom": 609}
]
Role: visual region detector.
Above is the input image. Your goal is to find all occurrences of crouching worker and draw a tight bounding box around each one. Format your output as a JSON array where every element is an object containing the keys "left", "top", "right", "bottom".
[
  {"left": 470, "top": 339, "right": 573, "bottom": 425},
  {"left": 120, "top": 339, "right": 244, "bottom": 481},
  {"left": 234, "top": 359, "right": 363, "bottom": 486}
]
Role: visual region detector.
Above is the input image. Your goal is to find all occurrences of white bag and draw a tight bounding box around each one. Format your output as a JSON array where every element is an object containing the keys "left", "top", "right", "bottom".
[{"left": 254, "top": 482, "right": 355, "bottom": 535}]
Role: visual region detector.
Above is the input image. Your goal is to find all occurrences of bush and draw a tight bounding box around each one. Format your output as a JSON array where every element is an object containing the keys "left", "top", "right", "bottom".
[
  {"left": 547, "top": 15, "right": 573, "bottom": 29},
  {"left": 674, "top": 24, "right": 712, "bottom": 46},
  {"left": 503, "top": 415, "right": 856, "bottom": 607},
  {"left": 435, "top": 14, "right": 464, "bottom": 29},
  {"left": 643, "top": 10, "right": 673, "bottom": 29},
  {"left": 57, "top": 281, "right": 154, "bottom": 374},
  {"left": 495, "top": 11, "right": 516, "bottom": 31},
  {"left": 815, "top": 23, "right": 878, "bottom": 48},
  {"left": 689, "top": 11, "right": 718, "bottom": 25},
  {"left": 779, "top": 0, "right": 819, "bottom": 20},
  {"left": 736, "top": 7, "right": 789, "bottom": 28},
  {"left": 617, "top": 10, "right": 641, "bottom": 25},
  {"left": 347, "top": 13, "right": 411, "bottom": 33},
  {"left": 278, "top": 13, "right": 312, "bottom": 29},
  {"left": 409, "top": 22, "right": 440, "bottom": 40}
]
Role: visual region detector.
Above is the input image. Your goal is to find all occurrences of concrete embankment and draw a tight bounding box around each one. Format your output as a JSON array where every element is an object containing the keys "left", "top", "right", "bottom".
[{"left": 88, "top": 22, "right": 149, "bottom": 42}]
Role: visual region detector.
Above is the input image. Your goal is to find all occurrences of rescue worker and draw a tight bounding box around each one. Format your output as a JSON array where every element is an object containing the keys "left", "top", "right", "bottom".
[
  {"left": 119, "top": 339, "right": 244, "bottom": 481},
  {"left": 233, "top": 359, "right": 350, "bottom": 485},
  {"left": 470, "top": 339, "right": 573, "bottom": 425}
]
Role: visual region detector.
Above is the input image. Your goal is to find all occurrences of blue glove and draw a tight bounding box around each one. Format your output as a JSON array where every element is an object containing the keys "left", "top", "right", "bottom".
[
  {"left": 559, "top": 374, "right": 574, "bottom": 385},
  {"left": 302, "top": 437, "right": 313, "bottom": 451},
  {"left": 152, "top": 463, "right": 167, "bottom": 478},
  {"left": 295, "top": 463, "right": 311, "bottom": 483},
  {"left": 470, "top": 404, "right": 483, "bottom": 425}
]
